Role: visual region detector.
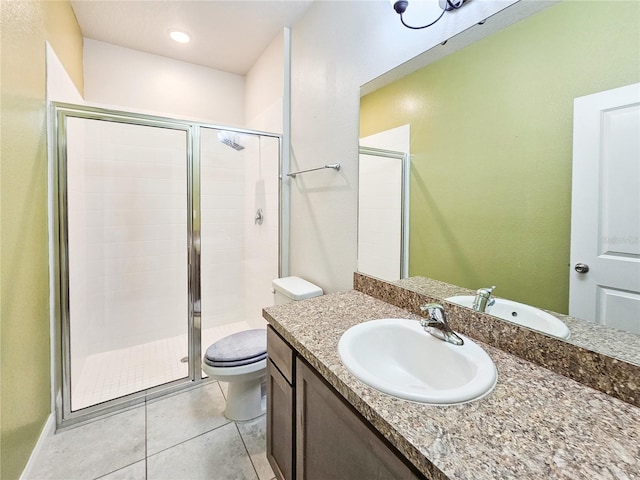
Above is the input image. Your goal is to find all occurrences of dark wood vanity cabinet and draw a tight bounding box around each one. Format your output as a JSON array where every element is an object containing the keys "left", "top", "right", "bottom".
[
  {"left": 267, "top": 327, "right": 295, "bottom": 480},
  {"left": 266, "top": 326, "right": 425, "bottom": 480}
]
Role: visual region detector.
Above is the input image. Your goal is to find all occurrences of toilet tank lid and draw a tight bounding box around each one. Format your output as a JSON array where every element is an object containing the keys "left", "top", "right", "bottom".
[{"left": 272, "top": 276, "right": 323, "bottom": 300}]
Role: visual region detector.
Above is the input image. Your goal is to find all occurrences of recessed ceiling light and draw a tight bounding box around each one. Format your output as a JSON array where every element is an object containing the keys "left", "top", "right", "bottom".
[{"left": 169, "top": 30, "right": 190, "bottom": 44}]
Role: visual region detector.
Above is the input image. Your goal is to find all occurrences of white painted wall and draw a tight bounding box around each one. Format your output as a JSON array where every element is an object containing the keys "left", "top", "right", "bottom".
[
  {"left": 361, "top": 125, "right": 411, "bottom": 154},
  {"left": 83, "top": 38, "right": 245, "bottom": 125},
  {"left": 46, "top": 42, "right": 85, "bottom": 104},
  {"left": 242, "top": 31, "right": 284, "bottom": 322},
  {"left": 245, "top": 30, "right": 284, "bottom": 132},
  {"left": 289, "top": 0, "right": 518, "bottom": 292}
]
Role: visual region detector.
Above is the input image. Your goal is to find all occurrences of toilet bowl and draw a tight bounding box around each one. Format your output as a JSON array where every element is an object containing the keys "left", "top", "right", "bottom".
[
  {"left": 202, "top": 358, "right": 268, "bottom": 421},
  {"left": 202, "top": 329, "right": 267, "bottom": 421},
  {"left": 202, "top": 277, "right": 322, "bottom": 421}
]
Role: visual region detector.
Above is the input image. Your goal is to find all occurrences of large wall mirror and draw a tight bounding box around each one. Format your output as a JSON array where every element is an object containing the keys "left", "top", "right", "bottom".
[{"left": 358, "top": 0, "right": 640, "bottom": 365}]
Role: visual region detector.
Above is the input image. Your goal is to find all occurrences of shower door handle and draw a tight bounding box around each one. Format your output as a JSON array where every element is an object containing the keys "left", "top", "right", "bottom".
[{"left": 255, "top": 208, "right": 264, "bottom": 225}]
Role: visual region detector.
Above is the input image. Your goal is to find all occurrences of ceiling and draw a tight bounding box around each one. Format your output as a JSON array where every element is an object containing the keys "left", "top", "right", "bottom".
[{"left": 70, "top": 1, "right": 314, "bottom": 76}]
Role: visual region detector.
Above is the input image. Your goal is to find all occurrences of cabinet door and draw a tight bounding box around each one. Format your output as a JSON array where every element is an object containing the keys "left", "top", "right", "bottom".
[
  {"left": 296, "top": 358, "right": 424, "bottom": 480},
  {"left": 267, "top": 359, "right": 294, "bottom": 480}
]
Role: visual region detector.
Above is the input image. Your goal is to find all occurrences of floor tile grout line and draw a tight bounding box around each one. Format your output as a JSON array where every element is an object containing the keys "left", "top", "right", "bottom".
[
  {"left": 93, "top": 459, "right": 145, "bottom": 480},
  {"left": 145, "top": 396, "right": 148, "bottom": 480},
  {"left": 234, "top": 422, "right": 260, "bottom": 480},
  {"left": 145, "top": 419, "right": 234, "bottom": 458}
]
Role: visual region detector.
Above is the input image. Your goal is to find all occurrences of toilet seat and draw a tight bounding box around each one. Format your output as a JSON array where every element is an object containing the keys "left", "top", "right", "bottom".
[
  {"left": 202, "top": 329, "right": 267, "bottom": 421},
  {"left": 204, "top": 329, "right": 266, "bottom": 366},
  {"left": 206, "top": 353, "right": 267, "bottom": 368},
  {"left": 202, "top": 357, "right": 267, "bottom": 382}
]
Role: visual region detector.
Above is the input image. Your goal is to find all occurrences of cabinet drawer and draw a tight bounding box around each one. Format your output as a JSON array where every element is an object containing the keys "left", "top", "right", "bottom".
[{"left": 267, "top": 326, "right": 294, "bottom": 384}]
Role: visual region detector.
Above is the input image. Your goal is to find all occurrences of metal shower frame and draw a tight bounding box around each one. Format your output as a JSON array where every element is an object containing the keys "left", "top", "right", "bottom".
[{"left": 50, "top": 102, "right": 284, "bottom": 428}]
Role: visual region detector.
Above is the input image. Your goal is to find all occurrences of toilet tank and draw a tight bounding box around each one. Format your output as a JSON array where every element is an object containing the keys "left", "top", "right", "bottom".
[{"left": 272, "top": 277, "right": 323, "bottom": 305}]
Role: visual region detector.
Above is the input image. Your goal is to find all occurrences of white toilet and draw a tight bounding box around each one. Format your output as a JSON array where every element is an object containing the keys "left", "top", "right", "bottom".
[{"left": 202, "top": 276, "right": 323, "bottom": 421}]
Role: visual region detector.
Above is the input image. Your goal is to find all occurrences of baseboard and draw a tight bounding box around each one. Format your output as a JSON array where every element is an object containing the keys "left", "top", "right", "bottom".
[{"left": 19, "top": 414, "right": 55, "bottom": 480}]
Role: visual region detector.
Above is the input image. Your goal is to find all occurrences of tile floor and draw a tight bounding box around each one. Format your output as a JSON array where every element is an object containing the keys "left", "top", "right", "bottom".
[
  {"left": 73, "top": 322, "right": 253, "bottom": 410},
  {"left": 26, "top": 381, "right": 275, "bottom": 480}
]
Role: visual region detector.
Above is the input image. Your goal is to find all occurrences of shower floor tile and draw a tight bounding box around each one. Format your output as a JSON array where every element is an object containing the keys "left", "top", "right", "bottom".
[{"left": 72, "top": 321, "right": 252, "bottom": 411}]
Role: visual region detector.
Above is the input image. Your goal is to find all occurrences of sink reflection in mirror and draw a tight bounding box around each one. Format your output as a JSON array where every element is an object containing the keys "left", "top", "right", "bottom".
[
  {"left": 338, "top": 318, "right": 497, "bottom": 405},
  {"left": 446, "top": 296, "right": 571, "bottom": 339}
]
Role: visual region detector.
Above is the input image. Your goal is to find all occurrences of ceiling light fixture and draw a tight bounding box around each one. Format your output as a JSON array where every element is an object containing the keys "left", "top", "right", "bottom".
[
  {"left": 169, "top": 30, "right": 191, "bottom": 44},
  {"left": 391, "top": 0, "right": 467, "bottom": 30}
]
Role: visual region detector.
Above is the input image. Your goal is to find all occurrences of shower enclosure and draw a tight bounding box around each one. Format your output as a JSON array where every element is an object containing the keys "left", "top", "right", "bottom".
[{"left": 52, "top": 104, "right": 282, "bottom": 426}]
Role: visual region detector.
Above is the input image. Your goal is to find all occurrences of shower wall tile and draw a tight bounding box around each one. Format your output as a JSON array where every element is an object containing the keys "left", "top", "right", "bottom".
[
  {"left": 68, "top": 120, "right": 189, "bottom": 362},
  {"left": 67, "top": 119, "right": 280, "bottom": 407},
  {"left": 200, "top": 128, "right": 248, "bottom": 332},
  {"left": 242, "top": 135, "right": 279, "bottom": 329}
]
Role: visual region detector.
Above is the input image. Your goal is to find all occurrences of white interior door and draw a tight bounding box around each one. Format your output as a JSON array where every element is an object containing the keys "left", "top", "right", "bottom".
[{"left": 569, "top": 83, "right": 640, "bottom": 333}]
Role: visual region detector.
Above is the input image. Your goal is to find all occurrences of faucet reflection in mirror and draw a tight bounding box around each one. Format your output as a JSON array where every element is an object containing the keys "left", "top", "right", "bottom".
[{"left": 472, "top": 286, "right": 496, "bottom": 313}]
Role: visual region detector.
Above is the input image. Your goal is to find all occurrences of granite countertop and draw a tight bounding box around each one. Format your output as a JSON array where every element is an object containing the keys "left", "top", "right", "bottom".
[{"left": 263, "top": 290, "right": 640, "bottom": 480}]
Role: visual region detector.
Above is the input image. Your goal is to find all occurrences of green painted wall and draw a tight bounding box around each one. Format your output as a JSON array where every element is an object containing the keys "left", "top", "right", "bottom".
[
  {"left": 360, "top": 0, "right": 640, "bottom": 313},
  {"left": 1, "top": 2, "right": 83, "bottom": 478}
]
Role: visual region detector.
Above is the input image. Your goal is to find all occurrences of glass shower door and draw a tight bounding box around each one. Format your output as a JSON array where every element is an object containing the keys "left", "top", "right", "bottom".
[{"left": 64, "top": 116, "right": 190, "bottom": 411}]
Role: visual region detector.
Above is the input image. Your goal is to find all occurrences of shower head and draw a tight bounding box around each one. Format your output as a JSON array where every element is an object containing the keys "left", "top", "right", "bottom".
[{"left": 217, "top": 131, "right": 245, "bottom": 151}]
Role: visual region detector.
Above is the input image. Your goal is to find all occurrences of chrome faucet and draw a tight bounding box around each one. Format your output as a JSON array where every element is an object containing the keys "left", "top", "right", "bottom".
[
  {"left": 472, "top": 286, "right": 496, "bottom": 313},
  {"left": 419, "top": 303, "right": 464, "bottom": 346}
]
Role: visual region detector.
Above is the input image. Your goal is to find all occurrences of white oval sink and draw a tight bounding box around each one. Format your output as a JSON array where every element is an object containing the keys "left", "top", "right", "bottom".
[
  {"left": 338, "top": 318, "right": 497, "bottom": 405},
  {"left": 446, "top": 296, "right": 571, "bottom": 339}
]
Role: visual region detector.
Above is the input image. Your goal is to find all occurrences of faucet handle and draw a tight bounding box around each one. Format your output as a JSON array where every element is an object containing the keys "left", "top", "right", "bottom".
[
  {"left": 476, "top": 286, "right": 496, "bottom": 297},
  {"left": 419, "top": 303, "right": 447, "bottom": 327},
  {"left": 419, "top": 303, "right": 464, "bottom": 346},
  {"left": 420, "top": 303, "right": 444, "bottom": 319}
]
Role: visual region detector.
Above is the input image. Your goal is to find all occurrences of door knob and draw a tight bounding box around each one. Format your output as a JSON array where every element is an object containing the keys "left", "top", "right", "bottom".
[{"left": 574, "top": 263, "right": 590, "bottom": 274}]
